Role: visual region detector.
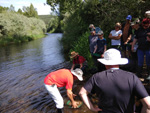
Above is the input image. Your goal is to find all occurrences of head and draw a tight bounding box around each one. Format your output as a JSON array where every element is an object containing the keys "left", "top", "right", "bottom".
[
  {"left": 71, "top": 68, "right": 83, "bottom": 81},
  {"left": 131, "top": 18, "right": 140, "bottom": 30},
  {"left": 97, "top": 49, "right": 128, "bottom": 69},
  {"left": 142, "top": 18, "right": 150, "bottom": 29},
  {"left": 115, "top": 22, "right": 121, "bottom": 31},
  {"left": 126, "top": 15, "right": 132, "bottom": 23},
  {"left": 70, "top": 51, "right": 78, "bottom": 59},
  {"left": 96, "top": 30, "right": 104, "bottom": 38},
  {"left": 89, "top": 24, "right": 94, "bottom": 29}
]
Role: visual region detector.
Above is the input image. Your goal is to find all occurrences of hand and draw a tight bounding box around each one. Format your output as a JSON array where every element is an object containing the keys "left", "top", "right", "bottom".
[
  {"left": 71, "top": 101, "right": 79, "bottom": 108},
  {"left": 92, "top": 106, "right": 102, "bottom": 112},
  {"left": 124, "top": 42, "right": 127, "bottom": 45},
  {"left": 101, "top": 54, "right": 104, "bottom": 58},
  {"left": 147, "top": 36, "right": 150, "bottom": 42}
]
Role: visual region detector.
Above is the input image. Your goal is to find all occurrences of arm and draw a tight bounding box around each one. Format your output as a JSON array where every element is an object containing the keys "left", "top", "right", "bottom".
[
  {"left": 93, "top": 45, "right": 97, "bottom": 53},
  {"left": 131, "top": 38, "right": 137, "bottom": 52},
  {"left": 109, "top": 33, "right": 122, "bottom": 40},
  {"left": 124, "top": 34, "right": 132, "bottom": 44},
  {"left": 71, "top": 64, "right": 75, "bottom": 70},
  {"left": 80, "top": 63, "right": 83, "bottom": 69},
  {"left": 140, "top": 96, "right": 150, "bottom": 113},
  {"left": 67, "top": 89, "right": 78, "bottom": 108},
  {"left": 101, "top": 45, "right": 107, "bottom": 58},
  {"left": 79, "top": 87, "right": 102, "bottom": 112}
]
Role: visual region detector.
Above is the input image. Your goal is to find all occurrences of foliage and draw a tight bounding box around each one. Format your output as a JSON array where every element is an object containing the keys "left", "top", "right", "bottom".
[
  {"left": 55, "top": 0, "right": 150, "bottom": 60},
  {"left": 22, "top": 3, "right": 38, "bottom": 18},
  {"left": 69, "top": 31, "right": 94, "bottom": 67},
  {"left": 0, "top": 11, "right": 46, "bottom": 46}
]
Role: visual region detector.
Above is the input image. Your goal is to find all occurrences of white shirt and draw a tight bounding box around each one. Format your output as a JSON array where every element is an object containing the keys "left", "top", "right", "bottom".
[{"left": 110, "top": 30, "right": 122, "bottom": 45}]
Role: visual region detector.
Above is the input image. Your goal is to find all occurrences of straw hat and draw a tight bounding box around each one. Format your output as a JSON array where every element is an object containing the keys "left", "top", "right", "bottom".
[
  {"left": 70, "top": 51, "right": 78, "bottom": 58},
  {"left": 97, "top": 49, "right": 128, "bottom": 65},
  {"left": 71, "top": 68, "right": 83, "bottom": 81}
]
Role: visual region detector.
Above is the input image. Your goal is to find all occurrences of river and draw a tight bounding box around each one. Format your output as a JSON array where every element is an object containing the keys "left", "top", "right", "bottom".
[{"left": 0, "top": 33, "right": 94, "bottom": 113}]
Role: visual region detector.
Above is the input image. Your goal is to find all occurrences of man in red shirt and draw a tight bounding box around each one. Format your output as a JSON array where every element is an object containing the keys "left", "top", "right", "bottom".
[
  {"left": 44, "top": 68, "right": 83, "bottom": 113},
  {"left": 70, "top": 51, "right": 87, "bottom": 73}
]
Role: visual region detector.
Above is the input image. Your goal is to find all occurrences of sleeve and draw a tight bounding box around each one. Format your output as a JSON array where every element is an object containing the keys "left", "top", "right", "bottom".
[
  {"left": 133, "top": 76, "right": 149, "bottom": 99},
  {"left": 119, "top": 30, "right": 122, "bottom": 35},
  {"left": 78, "top": 56, "right": 85, "bottom": 64},
  {"left": 104, "top": 39, "right": 107, "bottom": 45},
  {"left": 84, "top": 75, "right": 96, "bottom": 94}
]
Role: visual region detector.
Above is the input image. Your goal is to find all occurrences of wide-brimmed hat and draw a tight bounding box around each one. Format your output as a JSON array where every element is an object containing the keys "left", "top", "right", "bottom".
[
  {"left": 97, "top": 49, "right": 128, "bottom": 65},
  {"left": 71, "top": 68, "right": 83, "bottom": 81},
  {"left": 70, "top": 51, "right": 78, "bottom": 58},
  {"left": 126, "top": 15, "right": 132, "bottom": 20}
]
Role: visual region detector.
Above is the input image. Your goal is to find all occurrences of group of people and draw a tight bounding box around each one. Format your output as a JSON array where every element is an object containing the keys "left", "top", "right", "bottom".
[
  {"left": 89, "top": 13, "right": 150, "bottom": 80},
  {"left": 43, "top": 12, "right": 150, "bottom": 113}
]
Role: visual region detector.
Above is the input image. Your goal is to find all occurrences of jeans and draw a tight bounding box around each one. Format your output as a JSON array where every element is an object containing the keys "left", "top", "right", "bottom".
[{"left": 137, "top": 49, "right": 150, "bottom": 67}]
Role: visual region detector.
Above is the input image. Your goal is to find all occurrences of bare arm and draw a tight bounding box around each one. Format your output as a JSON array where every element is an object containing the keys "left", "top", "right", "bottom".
[
  {"left": 93, "top": 45, "right": 97, "bottom": 53},
  {"left": 109, "top": 33, "right": 122, "bottom": 40},
  {"left": 80, "top": 63, "right": 83, "bottom": 69},
  {"left": 67, "top": 89, "right": 78, "bottom": 108},
  {"left": 101, "top": 45, "right": 107, "bottom": 58},
  {"left": 131, "top": 38, "right": 137, "bottom": 52},
  {"left": 71, "top": 64, "right": 75, "bottom": 70},
  {"left": 79, "top": 87, "right": 102, "bottom": 112},
  {"left": 140, "top": 96, "right": 150, "bottom": 113},
  {"left": 124, "top": 34, "right": 132, "bottom": 44}
]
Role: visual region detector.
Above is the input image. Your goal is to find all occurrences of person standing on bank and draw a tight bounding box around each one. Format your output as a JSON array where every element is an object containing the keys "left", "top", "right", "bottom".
[
  {"left": 131, "top": 18, "right": 150, "bottom": 78},
  {"left": 93, "top": 30, "right": 107, "bottom": 71},
  {"left": 108, "top": 22, "right": 122, "bottom": 50},
  {"left": 79, "top": 49, "right": 150, "bottom": 113},
  {"left": 121, "top": 15, "right": 132, "bottom": 57},
  {"left": 44, "top": 68, "right": 83, "bottom": 113}
]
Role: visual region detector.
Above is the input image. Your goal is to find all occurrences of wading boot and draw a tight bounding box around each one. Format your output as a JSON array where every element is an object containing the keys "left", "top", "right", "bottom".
[
  {"left": 136, "top": 66, "right": 143, "bottom": 78},
  {"left": 146, "top": 66, "right": 150, "bottom": 80},
  {"left": 57, "top": 108, "right": 64, "bottom": 113}
]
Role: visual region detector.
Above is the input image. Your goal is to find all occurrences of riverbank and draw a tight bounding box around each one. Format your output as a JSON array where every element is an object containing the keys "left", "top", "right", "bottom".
[{"left": 0, "top": 34, "right": 46, "bottom": 46}]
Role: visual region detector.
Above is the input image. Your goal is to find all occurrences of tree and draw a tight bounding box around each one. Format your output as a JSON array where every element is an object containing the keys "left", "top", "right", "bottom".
[
  {"left": 17, "top": 8, "right": 23, "bottom": 14},
  {"left": 23, "top": 3, "right": 38, "bottom": 18},
  {"left": 9, "top": 4, "right": 15, "bottom": 12}
]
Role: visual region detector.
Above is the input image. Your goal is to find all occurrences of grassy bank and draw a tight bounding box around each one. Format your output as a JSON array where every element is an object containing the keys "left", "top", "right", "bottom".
[{"left": 0, "top": 34, "right": 46, "bottom": 46}]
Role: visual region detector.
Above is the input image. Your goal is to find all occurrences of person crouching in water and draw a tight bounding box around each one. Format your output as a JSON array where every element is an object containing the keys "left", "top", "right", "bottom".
[
  {"left": 44, "top": 68, "right": 83, "bottom": 113},
  {"left": 70, "top": 51, "right": 87, "bottom": 73}
]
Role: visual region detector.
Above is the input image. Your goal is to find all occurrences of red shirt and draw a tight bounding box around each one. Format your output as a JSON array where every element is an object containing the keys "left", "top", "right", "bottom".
[
  {"left": 73, "top": 55, "right": 86, "bottom": 64},
  {"left": 44, "top": 69, "right": 73, "bottom": 90}
]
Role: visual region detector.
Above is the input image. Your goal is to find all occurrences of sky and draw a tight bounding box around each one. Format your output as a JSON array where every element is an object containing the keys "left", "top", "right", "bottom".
[{"left": 0, "top": 0, "right": 52, "bottom": 15}]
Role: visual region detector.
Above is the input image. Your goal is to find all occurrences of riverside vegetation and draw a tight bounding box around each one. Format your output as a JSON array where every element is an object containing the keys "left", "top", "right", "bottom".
[{"left": 47, "top": 0, "right": 150, "bottom": 67}]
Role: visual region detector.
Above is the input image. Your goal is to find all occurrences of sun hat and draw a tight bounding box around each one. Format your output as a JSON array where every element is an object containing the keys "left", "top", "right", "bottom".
[
  {"left": 96, "top": 30, "right": 103, "bottom": 35},
  {"left": 145, "top": 10, "right": 150, "bottom": 18},
  {"left": 71, "top": 68, "right": 83, "bottom": 81},
  {"left": 70, "top": 51, "right": 78, "bottom": 58},
  {"left": 126, "top": 15, "right": 132, "bottom": 20},
  {"left": 115, "top": 22, "right": 121, "bottom": 29},
  {"left": 97, "top": 48, "right": 128, "bottom": 65}
]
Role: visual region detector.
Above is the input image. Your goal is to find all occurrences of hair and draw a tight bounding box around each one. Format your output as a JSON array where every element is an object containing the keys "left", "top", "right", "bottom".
[
  {"left": 142, "top": 18, "right": 150, "bottom": 24},
  {"left": 115, "top": 22, "right": 121, "bottom": 29}
]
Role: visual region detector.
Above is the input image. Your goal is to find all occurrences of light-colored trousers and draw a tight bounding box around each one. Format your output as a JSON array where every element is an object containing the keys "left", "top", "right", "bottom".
[{"left": 44, "top": 84, "right": 64, "bottom": 109}]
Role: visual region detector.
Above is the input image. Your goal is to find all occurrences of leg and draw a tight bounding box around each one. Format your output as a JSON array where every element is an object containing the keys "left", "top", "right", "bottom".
[
  {"left": 145, "top": 50, "right": 150, "bottom": 80},
  {"left": 137, "top": 49, "right": 144, "bottom": 77},
  {"left": 44, "top": 84, "right": 64, "bottom": 110}
]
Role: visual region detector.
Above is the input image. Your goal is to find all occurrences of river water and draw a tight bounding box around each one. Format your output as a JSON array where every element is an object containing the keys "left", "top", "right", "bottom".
[{"left": 0, "top": 33, "right": 94, "bottom": 113}]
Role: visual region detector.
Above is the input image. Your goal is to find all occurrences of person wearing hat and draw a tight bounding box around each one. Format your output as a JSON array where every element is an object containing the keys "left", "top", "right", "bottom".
[
  {"left": 89, "top": 24, "right": 95, "bottom": 32},
  {"left": 79, "top": 48, "right": 150, "bottom": 113},
  {"left": 70, "top": 51, "right": 87, "bottom": 72},
  {"left": 109, "top": 22, "right": 122, "bottom": 50},
  {"left": 121, "top": 15, "right": 132, "bottom": 58},
  {"left": 44, "top": 68, "right": 83, "bottom": 113},
  {"left": 93, "top": 30, "right": 107, "bottom": 71},
  {"left": 131, "top": 18, "right": 150, "bottom": 79}
]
